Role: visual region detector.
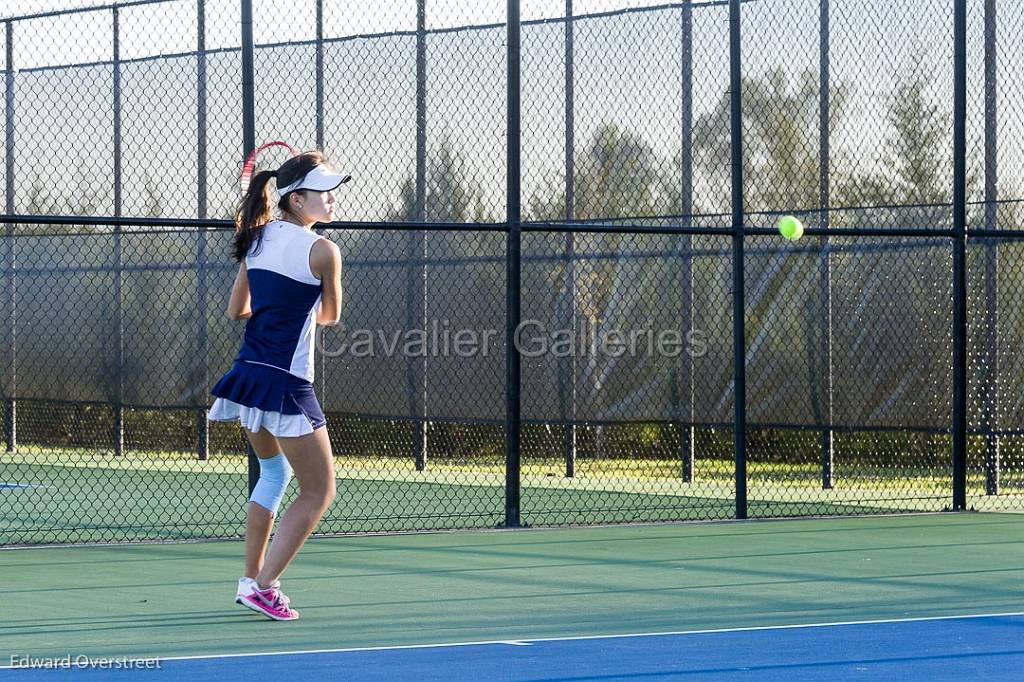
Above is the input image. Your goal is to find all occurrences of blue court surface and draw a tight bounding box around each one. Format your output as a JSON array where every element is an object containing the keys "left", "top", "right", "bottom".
[{"left": 4, "top": 613, "right": 1023, "bottom": 681}]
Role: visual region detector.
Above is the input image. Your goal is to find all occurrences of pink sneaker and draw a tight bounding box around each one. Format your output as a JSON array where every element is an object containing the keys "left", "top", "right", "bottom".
[
  {"left": 236, "top": 577, "right": 285, "bottom": 605},
  {"left": 240, "top": 585, "right": 299, "bottom": 621}
]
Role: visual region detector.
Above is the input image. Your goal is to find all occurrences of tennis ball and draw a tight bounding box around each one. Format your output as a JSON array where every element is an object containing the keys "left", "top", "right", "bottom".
[{"left": 778, "top": 215, "right": 804, "bottom": 241}]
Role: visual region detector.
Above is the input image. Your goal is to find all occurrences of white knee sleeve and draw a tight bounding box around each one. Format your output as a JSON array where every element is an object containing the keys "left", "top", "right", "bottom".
[{"left": 250, "top": 453, "right": 293, "bottom": 515}]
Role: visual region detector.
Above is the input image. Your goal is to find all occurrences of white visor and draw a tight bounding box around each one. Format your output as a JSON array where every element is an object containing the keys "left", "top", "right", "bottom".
[{"left": 277, "top": 165, "right": 352, "bottom": 196}]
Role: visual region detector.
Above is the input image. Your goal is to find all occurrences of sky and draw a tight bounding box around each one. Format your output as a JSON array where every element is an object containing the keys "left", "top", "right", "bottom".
[
  {"left": 0, "top": 0, "right": 687, "bottom": 56},
  {"left": 0, "top": 0, "right": 720, "bottom": 68}
]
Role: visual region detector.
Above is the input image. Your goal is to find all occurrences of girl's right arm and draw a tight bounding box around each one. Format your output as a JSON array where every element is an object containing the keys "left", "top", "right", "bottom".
[{"left": 226, "top": 263, "right": 252, "bottom": 320}]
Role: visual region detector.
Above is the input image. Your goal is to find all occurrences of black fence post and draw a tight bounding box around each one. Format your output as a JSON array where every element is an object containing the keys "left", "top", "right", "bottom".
[
  {"left": 505, "top": 0, "right": 522, "bottom": 528},
  {"left": 410, "top": 0, "right": 428, "bottom": 472},
  {"left": 315, "top": 0, "right": 324, "bottom": 151},
  {"left": 951, "top": 0, "right": 968, "bottom": 511},
  {"left": 819, "top": 0, "right": 834, "bottom": 490},
  {"left": 241, "top": 0, "right": 259, "bottom": 494},
  {"left": 3, "top": 20, "right": 14, "bottom": 455},
  {"left": 196, "top": 0, "right": 209, "bottom": 461},
  {"left": 679, "top": 0, "right": 695, "bottom": 483},
  {"left": 314, "top": 0, "right": 327, "bottom": 427},
  {"left": 561, "top": 0, "right": 577, "bottom": 478},
  {"left": 729, "top": 0, "right": 747, "bottom": 520},
  {"left": 982, "top": 0, "right": 999, "bottom": 496},
  {"left": 112, "top": 6, "right": 125, "bottom": 459}
]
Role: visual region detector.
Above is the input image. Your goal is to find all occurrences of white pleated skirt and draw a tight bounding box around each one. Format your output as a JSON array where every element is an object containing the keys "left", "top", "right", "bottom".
[{"left": 207, "top": 397, "right": 317, "bottom": 438}]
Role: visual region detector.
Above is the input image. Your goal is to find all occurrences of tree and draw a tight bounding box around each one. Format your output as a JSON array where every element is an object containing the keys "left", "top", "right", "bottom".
[
  {"left": 826, "top": 56, "right": 978, "bottom": 430},
  {"left": 691, "top": 67, "right": 851, "bottom": 217},
  {"left": 527, "top": 122, "right": 673, "bottom": 224},
  {"left": 836, "top": 52, "right": 979, "bottom": 224},
  {"left": 383, "top": 142, "right": 499, "bottom": 308},
  {"left": 524, "top": 124, "right": 683, "bottom": 456},
  {"left": 323, "top": 143, "right": 506, "bottom": 432},
  {"left": 387, "top": 142, "right": 493, "bottom": 223}
]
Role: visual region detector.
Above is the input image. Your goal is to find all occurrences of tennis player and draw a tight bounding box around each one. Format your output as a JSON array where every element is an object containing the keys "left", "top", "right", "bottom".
[{"left": 208, "top": 148, "right": 347, "bottom": 621}]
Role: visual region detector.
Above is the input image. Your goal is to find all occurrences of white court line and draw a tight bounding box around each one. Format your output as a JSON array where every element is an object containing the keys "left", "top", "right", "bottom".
[{"left": 4, "top": 610, "right": 1019, "bottom": 669}]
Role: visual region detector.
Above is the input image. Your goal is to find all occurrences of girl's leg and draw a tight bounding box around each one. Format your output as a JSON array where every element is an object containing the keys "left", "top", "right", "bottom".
[
  {"left": 255, "top": 426, "right": 335, "bottom": 588},
  {"left": 242, "top": 427, "right": 285, "bottom": 579}
]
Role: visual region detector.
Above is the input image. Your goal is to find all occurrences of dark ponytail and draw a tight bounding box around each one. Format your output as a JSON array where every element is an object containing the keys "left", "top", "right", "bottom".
[
  {"left": 231, "top": 150, "right": 331, "bottom": 262},
  {"left": 232, "top": 169, "right": 277, "bottom": 262}
]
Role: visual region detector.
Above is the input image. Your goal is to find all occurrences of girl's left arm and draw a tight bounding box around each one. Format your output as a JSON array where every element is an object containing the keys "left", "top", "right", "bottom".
[{"left": 226, "top": 262, "right": 252, "bottom": 320}]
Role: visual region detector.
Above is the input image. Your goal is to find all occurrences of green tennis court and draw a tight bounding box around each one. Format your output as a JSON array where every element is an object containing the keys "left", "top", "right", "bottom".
[{"left": 3, "top": 513, "right": 1023, "bottom": 669}]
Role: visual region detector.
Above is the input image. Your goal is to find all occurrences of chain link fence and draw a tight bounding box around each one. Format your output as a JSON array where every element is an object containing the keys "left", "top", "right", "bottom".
[{"left": 1, "top": 0, "right": 1022, "bottom": 545}]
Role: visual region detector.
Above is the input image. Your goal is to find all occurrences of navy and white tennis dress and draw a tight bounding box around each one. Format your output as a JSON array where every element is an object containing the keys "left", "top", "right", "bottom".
[{"left": 208, "top": 220, "right": 328, "bottom": 437}]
